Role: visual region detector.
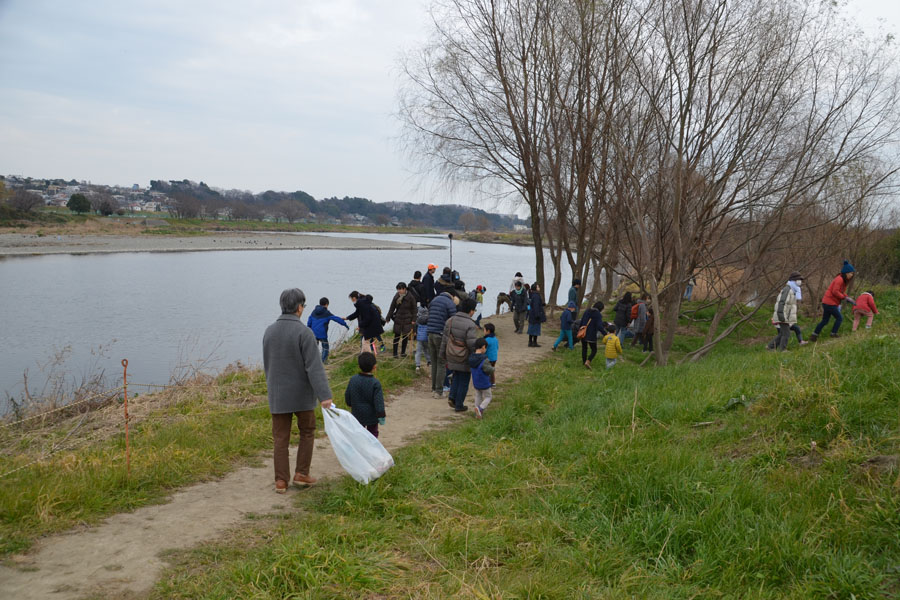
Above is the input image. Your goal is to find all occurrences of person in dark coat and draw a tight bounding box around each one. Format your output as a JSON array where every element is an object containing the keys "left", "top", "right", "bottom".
[
  {"left": 426, "top": 290, "right": 458, "bottom": 398},
  {"left": 613, "top": 292, "right": 634, "bottom": 344},
  {"left": 407, "top": 271, "right": 424, "bottom": 305},
  {"left": 421, "top": 263, "right": 437, "bottom": 306},
  {"left": 578, "top": 301, "right": 604, "bottom": 369},
  {"left": 434, "top": 267, "right": 455, "bottom": 297},
  {"left": 385, "top": 282, "right": 418, "bottom": 358},
  {"left": 568, "top": 279, "right": 581, "bottom": 318},
  {"left": 344, "top": 352, "right": 385, "bottom": 438},
  {"left": 306, "top": 297, "right": 349, "bottom": 364},
  {"left": 345, "top": 291, "right": 384, "bottom": 352},
  {"left": 263, "top": 288, "right": 333, "bottom": 493},
  {"left": 510, "top": 281, "right": 529, "bottom": 333},
  {"left": 527, "top": 283, "right": 546, "bottom": 347}
]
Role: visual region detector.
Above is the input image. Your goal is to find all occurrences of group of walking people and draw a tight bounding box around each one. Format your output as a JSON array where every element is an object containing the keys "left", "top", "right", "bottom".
[
  {"left": 260, "top": 258, "right": 879, "bottom": 493},
  {"left": 768, "top": 260, "right": 879, "bottom": 351},
  {"left": 547, "top": 279, "right": 648, "bottom": 370}
]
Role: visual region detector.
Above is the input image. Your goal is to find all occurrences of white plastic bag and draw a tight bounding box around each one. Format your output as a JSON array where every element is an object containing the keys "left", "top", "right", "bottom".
[{"left": 322, "top": 407, "right": 394, "bottom": 484}]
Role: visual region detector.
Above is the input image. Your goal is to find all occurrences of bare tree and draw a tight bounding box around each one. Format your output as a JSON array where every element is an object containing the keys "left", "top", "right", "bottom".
[
  {"left": 458, "top": 211, "right": 477, "bottom": 231},
  {"left": 400, "top": 0, "right": 553, "bottom": 291},
  {"left": 607, "top": 0, "right": 900, "bottom": 364},
  {"left": 277, "top": 199, "right": 309, "bottom": 224},
  {"left": 9, "top": 189, "right": 44, "bottom": 213},
  {"left": 169, "top": 191, "right": 202, "bottom": 219},
  {"left": 402, "top": 0, "right": 899, "bottom": 364}
]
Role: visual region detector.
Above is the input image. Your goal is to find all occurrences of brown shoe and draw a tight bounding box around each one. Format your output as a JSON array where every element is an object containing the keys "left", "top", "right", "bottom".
[
  {"left": 275, "top": 480, "right": 288, "bottom": 494},
  {"left": 292, "top": 473, "right": 317, "bottom": 487}
]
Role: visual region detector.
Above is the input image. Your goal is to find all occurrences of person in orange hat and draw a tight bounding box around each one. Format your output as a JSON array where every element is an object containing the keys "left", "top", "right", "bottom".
[{"left": 421, "top": 263, "right": 438, "bottom": 306}]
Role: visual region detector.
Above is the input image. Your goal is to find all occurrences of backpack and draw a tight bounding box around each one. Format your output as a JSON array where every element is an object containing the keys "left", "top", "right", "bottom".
[
  {"left": 468, "top": 289, "right": 478, "bottom": 301},
  {"left": 446, "top": 329, "right": 469, "bottom": 363},
  {"left": 630, "top": 303, "right": 640, "bottom": 321}
]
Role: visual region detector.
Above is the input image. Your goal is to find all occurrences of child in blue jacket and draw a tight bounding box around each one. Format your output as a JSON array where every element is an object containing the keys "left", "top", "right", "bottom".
[
  {"left": 469, "top": 338, "right": 495, "bottom": 419},
  {"left": 483, "top": 322, "right": 499, "bottom": 386},
  {"left": 415, "top": 305, "right": 430, "bottom": 373},
  {"left": 306, "top": 297, "right": 349, "bottom": 363},
  {"left": 552, "top": 301, "right": 577, "bottom": 351}
]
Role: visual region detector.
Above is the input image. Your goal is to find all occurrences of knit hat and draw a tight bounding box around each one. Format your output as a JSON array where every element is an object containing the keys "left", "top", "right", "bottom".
[
  {"left": 567, "top": 301, "right": 577, "bottom": 309},
  {"left": 573, "top": 278, "right": 581, "bottom": 286},
  {"left": 788, "top": 271, "right": 802, "bottom": 281},
  {"left": 840, "top": 260, "right": 855, "bottom": 274}
]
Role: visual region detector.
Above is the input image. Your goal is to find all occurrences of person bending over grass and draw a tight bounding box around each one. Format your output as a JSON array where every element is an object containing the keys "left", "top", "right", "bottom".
[{"left": 852, "top": 290, "right": 878, "bottom": 331}]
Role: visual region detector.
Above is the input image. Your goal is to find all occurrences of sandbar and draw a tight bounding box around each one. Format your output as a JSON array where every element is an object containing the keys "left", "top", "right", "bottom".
[{"left": 0, "top": 232, "right": 439, "bottom": 256}]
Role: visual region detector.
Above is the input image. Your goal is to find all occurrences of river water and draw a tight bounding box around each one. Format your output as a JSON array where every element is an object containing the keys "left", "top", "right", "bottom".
[{"left": 0, "top": 233, "right": 571, "bottom": 412}]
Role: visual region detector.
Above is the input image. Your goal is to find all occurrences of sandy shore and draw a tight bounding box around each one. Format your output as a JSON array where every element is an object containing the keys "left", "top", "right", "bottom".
[{"left": 0, "top": 232, "right": 438, "bottom": 256}]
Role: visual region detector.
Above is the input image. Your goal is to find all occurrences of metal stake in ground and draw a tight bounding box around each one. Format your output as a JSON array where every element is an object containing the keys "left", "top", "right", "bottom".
[{"left": 121, "top": 358, "right": 130, "bottom": 477}]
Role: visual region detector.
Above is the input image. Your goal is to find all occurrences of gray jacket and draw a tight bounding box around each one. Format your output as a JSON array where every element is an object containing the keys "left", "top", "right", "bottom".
[
  {"left": 263, "top": 314, "right": 333, "bottom": 414},
  {"left": 631, "top": 300, "right": 648, "bottom": 332},
  {"left": 439, "top": 312, "right": 480, "bottom": 372}
]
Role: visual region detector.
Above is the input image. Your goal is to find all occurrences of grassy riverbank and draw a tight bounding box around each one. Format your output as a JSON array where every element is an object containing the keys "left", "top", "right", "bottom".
[
  {"left": 0, "top": 336, "right": 415, "bottom": 557},
  {"left": 151, "top": 291, "right": 899, "bottom": 598}
]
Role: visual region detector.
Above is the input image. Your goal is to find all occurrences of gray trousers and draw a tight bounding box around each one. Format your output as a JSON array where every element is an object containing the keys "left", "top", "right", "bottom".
[
  {"left": 427, "top": 333, "right": 446, "bottom": 393},
  {"left": 513, "top": 310, "right": 527, "bottom": 333},
  {"left": 415, "top": 338, "right": 428, "bottom": 367},
  {"left": 772, "top": 323, "right": 792, "bottom": 351}
]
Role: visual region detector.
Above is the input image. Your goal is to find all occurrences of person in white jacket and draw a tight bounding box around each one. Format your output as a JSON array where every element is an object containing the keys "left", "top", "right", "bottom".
[{"left": 770, "top": 272, "right": 802, "bottom": 351}]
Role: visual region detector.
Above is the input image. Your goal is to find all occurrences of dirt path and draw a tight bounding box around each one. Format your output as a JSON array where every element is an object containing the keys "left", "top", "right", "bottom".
[{"left": 0, "top": 313, "right": 552, "bottom": 599}]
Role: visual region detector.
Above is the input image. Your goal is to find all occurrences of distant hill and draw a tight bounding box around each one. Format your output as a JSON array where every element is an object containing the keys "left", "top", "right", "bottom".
[{"left": 149, "top": 179, "right": 526, "bottom": 230}]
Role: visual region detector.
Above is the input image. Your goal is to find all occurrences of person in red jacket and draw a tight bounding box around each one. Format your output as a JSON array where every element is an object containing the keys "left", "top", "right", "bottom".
[
  {"left": 809, "top": 260, "right": 856, "bottom": 342},
  {"left": 851, "top": 290, "right": 878, "bottom": 331}
]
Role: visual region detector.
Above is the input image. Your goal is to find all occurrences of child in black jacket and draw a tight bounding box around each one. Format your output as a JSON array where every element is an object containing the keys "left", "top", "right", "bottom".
[{"left": 344, "top": 353, "right": 385, "bottom": 437}]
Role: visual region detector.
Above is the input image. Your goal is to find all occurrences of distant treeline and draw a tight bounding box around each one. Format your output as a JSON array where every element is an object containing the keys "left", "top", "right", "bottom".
[{"left": 149, "top": 180, "right": 525, "bottom": 230}]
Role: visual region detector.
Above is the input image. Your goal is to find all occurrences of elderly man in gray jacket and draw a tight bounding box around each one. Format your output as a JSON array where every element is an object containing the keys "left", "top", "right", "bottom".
[{"left": 263, "top": 288, "right": 333, "bottom": 494}]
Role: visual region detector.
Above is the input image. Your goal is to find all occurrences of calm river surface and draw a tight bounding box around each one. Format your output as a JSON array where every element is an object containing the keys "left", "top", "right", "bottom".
[{"left": 0, "top": 233, "right": 571, "bottom": 412}]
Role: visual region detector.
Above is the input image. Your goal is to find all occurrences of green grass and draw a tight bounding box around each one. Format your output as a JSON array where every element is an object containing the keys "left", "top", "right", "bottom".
[
  {"left": 0, "top": 333, "right": 416, "bottom": 557},
  {"left": 152, "top": 290, "right": 900, "bottom": 598},
  {"left": 0, "top": 204, "right": 79, "bottom": 227}
]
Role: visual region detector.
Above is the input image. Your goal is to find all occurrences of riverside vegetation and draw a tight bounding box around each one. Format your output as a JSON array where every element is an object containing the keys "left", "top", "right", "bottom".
[{"left": 2, "top": 292, "right": 898, "bottom": 597}]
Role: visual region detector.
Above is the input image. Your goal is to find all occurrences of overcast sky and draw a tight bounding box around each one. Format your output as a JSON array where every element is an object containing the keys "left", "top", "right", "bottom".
[{"left": 0, "top": 0, "right": 897, "bottom": 205}]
